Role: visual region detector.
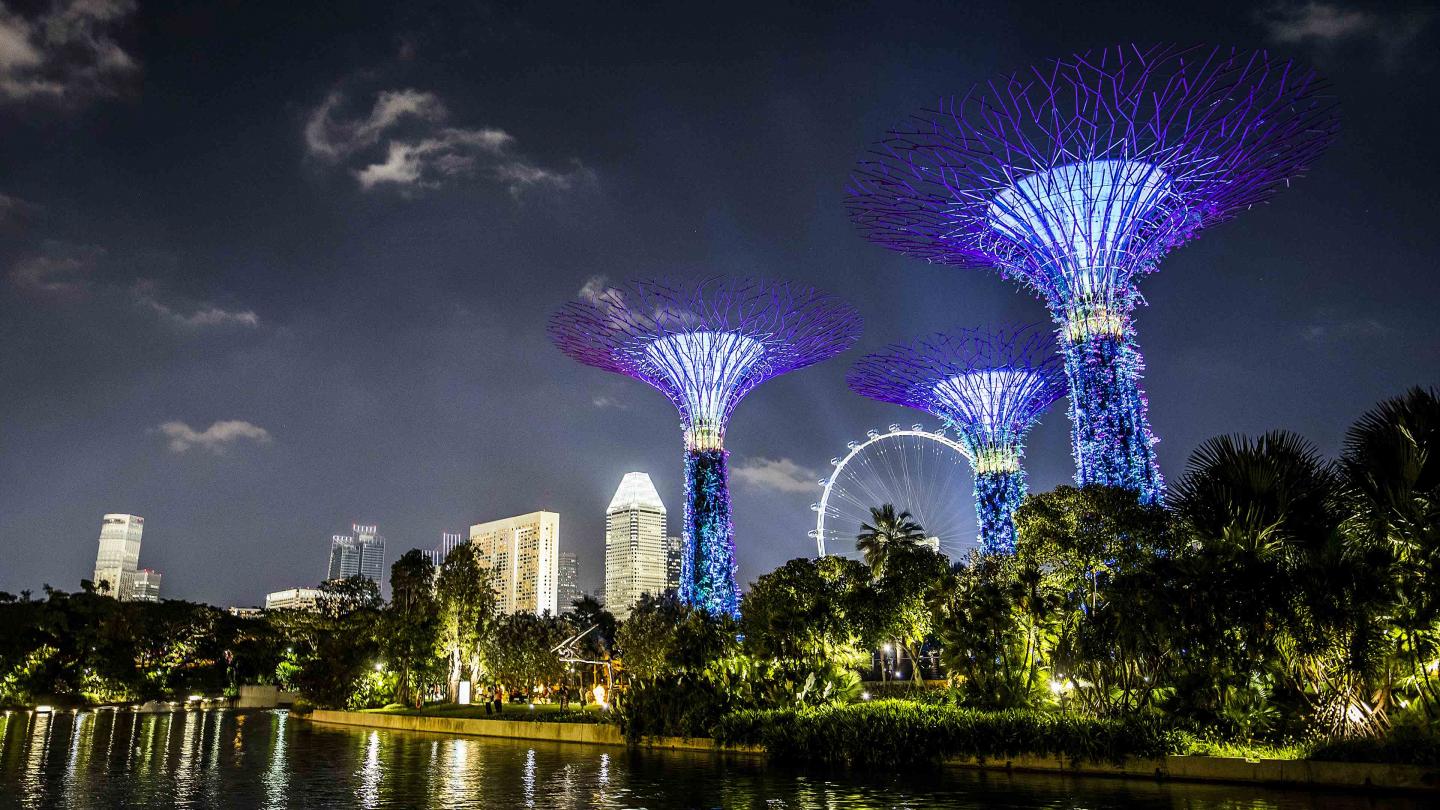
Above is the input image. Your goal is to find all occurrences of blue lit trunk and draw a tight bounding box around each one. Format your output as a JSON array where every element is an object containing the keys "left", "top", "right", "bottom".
[
  {"left": 679, "top": 448, "right": 740, "bottom": 617},
  {"left": 974, "top": 468, "right": 1025, "bottom": 555},
  {"left": 1060, "top": 330, "right": 1164, "bottom": 503}
]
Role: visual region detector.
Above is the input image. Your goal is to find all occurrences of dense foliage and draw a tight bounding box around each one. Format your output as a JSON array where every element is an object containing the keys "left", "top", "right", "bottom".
[
  {"left": 0, "top": 584, "right": 281, "bottom": 706},
  {"left": 924, "top": 388, "right": 1440, "bottom": 749},
  {"left": 713, "top": 701, "right": 1178, "bottom": 767}
]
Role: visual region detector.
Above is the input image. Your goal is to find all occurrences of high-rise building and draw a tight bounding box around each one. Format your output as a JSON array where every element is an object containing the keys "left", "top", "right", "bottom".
[
  {"left": 665, "top": 535, "right": 684, "bottom": 593},
  {"left": 604, "top": 472, "right": 668, "bottom": 620},
  {"left": 127, "top": 569, "right": 162, "bottom": 603},
  {"left": 470, "top": 511, "right": 560, "bottom": 615},
  {"left": 92, "top": 514, "right": 156, "bottom": 601},
  {"left": 327, "top": 524, "right": 386, "bottom": 584},
  {"left": 427, "top": 531, "right": 465, "bottom": 567},
  {"left": 556, "top": 551, "right": 581, "bottom": 613},
  {"left": 265, "top": 587, "right": 324, "bottom": 611}
]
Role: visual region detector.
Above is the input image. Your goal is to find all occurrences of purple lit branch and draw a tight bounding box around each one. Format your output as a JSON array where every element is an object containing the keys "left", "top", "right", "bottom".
[
  {"left": 845, "top": 44, "right": 1340, "bottom": 317},
  {"left": 547, "top": 277, "right": 862, "bottom": 450},
  {"left": 848, "top": 325, "right": 1065, "bottom": 469}
]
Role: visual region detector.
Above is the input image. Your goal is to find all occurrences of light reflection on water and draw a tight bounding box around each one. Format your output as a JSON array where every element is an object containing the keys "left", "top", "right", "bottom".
[{"left": 0, "top": 709, "right": 1427, "bottom": 809}]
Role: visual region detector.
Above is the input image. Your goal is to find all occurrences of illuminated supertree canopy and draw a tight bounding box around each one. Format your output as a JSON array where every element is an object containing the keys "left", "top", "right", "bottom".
[
  {"left": 549, "top": 278, "right": 861, "bottom": 616},
  {"left": 846, "top": 44, "right": 1339, "bottom": 503},
  {"left": 848, "top": 325, "right": 1065, "bottom": 554}
]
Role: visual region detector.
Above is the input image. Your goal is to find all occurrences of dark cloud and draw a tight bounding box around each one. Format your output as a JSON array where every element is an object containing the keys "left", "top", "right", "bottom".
[{"left": 0, "top": 0, "right": 138, "bottom": 104}]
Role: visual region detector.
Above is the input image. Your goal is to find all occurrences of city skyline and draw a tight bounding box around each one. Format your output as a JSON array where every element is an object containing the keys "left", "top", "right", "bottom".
[{"left": 2, "top": 2, "right": 1437, "bottom": 608}]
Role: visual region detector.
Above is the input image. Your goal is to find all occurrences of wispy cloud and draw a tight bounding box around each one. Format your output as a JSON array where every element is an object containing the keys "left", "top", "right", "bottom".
[
  {"left": 7, "top": 241, "right": 103, "bottom": 294},
  {"left": 304, "top": 86, "right": 593, "bottom": 196},
  {"left": 1301, "top": 312, "right": 1392, "bottom": 343},
  {"left": 9, "top": 246, "right": 261, "bottom": 329},
  {"left": 132, "top": 282, "right": 260, "bottom": 329},
  {"left": 0, "top": 191, "right": 39, "bottom": 230},
  {"left": 590, "top": 395, "right": 628, "bottom": 410},
  {"left": 1259, "top": 2, "right": 1434, "bottom": 67},
  {"left": 732, "top": 457, "right": 821, "bottom": 494},
  {"left": 578, "top": 274, "right": 617, "bottom": 304},
  {"left": 0, "top": 0, "right": 139, "bottom": 103},
  {"left": 157, "top": 420, "right": 272, "bottom": 454}
]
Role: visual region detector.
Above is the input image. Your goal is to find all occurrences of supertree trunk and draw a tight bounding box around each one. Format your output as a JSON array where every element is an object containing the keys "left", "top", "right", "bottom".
[
  {"left": 1060, "top": 328, "right": 1163, "bottom": 503},
  {"left": 973, "top": 466, "right": 1025, "bottom": 555},
  {"left": 680, "top": 447, "right": 740, "bottom": 617}
]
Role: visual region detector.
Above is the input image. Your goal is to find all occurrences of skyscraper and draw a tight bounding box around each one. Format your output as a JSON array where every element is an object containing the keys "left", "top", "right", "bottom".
[
  {"left": 470, "top": 511, "right": 560, "bottom": 615},
  {"left": 556, "top": 551, "right": 581, "bottom": 613},
  {"left": 604, "top": 472, "right": 668, "bottom": 620},
  {"left": 427, "top": 531, "right": 465, "bottom": 567},
  {"left": 327, "top": 524, "right": 386, "bottom": 584},
  {"left": 127, "top": 569, "right": 162, "bottom": 603},
  {"left": 92, "top": 514, "right": 149, "bottom": 600},
  {"left": 665, "top": 535, "right": 683, "bottom": 593}
]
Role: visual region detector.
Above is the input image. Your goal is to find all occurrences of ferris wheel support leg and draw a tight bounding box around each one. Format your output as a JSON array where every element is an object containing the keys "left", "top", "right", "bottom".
[
  {"left": 974, "top": 468, "right": 1025, "bottom": 555},
  {"left": 680, "top": 447, "right": 740, "bottom": 618}
]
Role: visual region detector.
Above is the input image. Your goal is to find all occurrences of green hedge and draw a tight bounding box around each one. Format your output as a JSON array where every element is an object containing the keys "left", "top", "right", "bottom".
[
  {"left": 712, "top": 700, "right": 1180, "bottom": 768},
  {"left": 1307, "top": 725, "right": 1440, "bottom": 767}
]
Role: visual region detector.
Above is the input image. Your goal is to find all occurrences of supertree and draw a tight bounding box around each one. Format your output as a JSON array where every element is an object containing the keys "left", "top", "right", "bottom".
[
  {"left": 846, "top": 44, "right": 1339, "bottom": 503},
  {"left": 848, "top": 325, "right": 1065, "bottom": 554},
  {"left": 548, "top": 278, "right": 861, "bottom": 617}
]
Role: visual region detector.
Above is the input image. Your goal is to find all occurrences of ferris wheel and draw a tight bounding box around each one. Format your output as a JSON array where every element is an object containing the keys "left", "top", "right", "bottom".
[{"left": 810, "top": 424, "right": 976, "bottom": 558}]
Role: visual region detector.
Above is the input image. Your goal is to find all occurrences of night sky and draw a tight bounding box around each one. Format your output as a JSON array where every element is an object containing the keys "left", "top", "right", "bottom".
[{"left": 2, "top": 1, "right": 1436, "bottom": 607}]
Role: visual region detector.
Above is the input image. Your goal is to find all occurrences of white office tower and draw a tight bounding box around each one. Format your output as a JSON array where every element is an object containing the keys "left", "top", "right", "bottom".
[
  {"left": 556, "top": 551, "right": 581, "bottom": 613},
  {"left": 327, "top": 524, "right": 386, "bottom": 584},
  {"left": 470, "top": 511, "right": 560, "bottom": 615},
  {"left": 127, "top": 569, "right": 162, "bottom": 602},
  {"left": 92, "top": 514, "right": 144, "bottom": 599},
  {"left": 604, "top": 472, "right": 668, "bottom": 620}
]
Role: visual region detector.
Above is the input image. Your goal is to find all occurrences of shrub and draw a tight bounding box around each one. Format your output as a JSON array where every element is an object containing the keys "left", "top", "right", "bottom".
[
  {"left": 1307, "top": 725, "right": 1440, "bottom": 767},
  {"left": 712, "top": 700, "right": 1181, "bottom": 768}
]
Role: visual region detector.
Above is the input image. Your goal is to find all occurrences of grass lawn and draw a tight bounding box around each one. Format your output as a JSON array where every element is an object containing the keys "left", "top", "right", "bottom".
[{"left": 364, "top": 702, "right": 609, "bottom": 724}]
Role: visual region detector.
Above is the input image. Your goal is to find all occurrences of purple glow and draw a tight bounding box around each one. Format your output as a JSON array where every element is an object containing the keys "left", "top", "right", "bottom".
[
  {"left": 845, "top": 45, "right": 1339, "bottom": 501},
  {"left": 549, "top": 277, "right": 861, "bottom": 614}
]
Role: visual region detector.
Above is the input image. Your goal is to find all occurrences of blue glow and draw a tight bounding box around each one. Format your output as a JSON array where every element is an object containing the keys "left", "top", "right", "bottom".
[
  {"left": 644, "top": 330, "right": 767, "bottom": 450},
  {"left": 1063, "top": 331, "right": 1164, "bottom": 503},
  {"left": 932, "top": 369, "right": 1050, "bottom": 472},
  {"left": 974, "top": 469, "right": 1025, "bottom": 554},
  {"left": 987, "top": 159, "right": 1174, "bottom": 335},
  {"left": 680, "top": 448, "right": 739, "bottom": 617}
]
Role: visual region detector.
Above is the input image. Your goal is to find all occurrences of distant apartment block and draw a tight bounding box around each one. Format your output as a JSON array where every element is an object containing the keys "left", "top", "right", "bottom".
[
  {"left": 470, "top": 511, "right": 559, "bottom": 615},
  {"left": 265, "top": 587, "right": 324, "bottom": 612},
  {"left": 327, "top": 524, "right": 386, "bottom": 584},
  {"left": 127, "top": 569, "right": 162, "bottom": 603},
  {"left": 666, "top": 535, "right": 684, "bottom": 593},
  {"left": 556, "top": 551, "right": 581, "bottom": 613}
]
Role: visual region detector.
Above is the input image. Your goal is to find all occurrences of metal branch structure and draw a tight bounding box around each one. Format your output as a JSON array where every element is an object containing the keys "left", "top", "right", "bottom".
[
  {"left": 846, "top": 44, "right": 1339, "bottom": 503},
  {"left": 848, "top": 325, "right": 1065, "bottom": 553},
  {"left": 549, "top": 277, "right": 861, "bottom": 617}
]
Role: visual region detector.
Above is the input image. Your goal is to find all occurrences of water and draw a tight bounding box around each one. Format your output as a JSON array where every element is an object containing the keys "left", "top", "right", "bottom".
[{"left": 0, "top": 709, "right": 1424, "bottom": 809}]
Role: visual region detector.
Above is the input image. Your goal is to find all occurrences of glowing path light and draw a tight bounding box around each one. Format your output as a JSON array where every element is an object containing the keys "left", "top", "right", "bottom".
[
  {"left": 847, "top": 44, "right": 1339, "bottom": 503},
  {"left": 848, "top": 326, "right": 1065, "bottom": 554},
  {"left": 549, "top": 278, "right": 861, "bottom": 616}
]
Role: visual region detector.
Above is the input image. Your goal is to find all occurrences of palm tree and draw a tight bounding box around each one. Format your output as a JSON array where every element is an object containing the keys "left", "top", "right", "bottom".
[
  {"left": 856, "top": 504, "right": 927, "bottom": 577},
  {"left": 1341, "top": 387, "right": 1440, "bottom": 726},
  {"left": 1174, "top": 430, "right": 1388, "bottom": 737}
]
